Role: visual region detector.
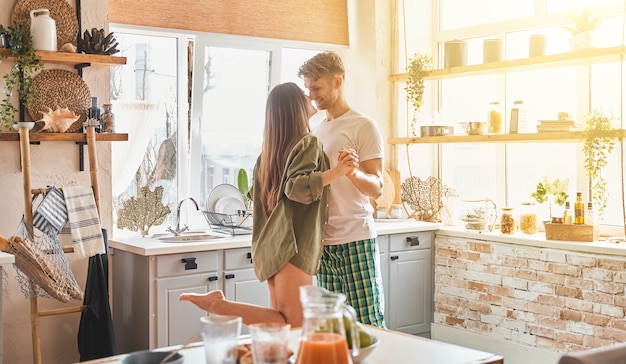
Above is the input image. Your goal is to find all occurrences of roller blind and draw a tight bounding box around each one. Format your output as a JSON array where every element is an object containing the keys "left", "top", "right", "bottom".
[{"left": 108, "top": 0, "right": 349, "bottom": 46}]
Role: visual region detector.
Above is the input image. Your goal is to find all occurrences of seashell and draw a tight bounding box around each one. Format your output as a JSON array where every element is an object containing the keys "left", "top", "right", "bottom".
[
  {"left": 60, "top": 43, "right": 77, "bottom": 53},
  {"left": 36, "top": 107, "right": 81, "bottom": 133}
]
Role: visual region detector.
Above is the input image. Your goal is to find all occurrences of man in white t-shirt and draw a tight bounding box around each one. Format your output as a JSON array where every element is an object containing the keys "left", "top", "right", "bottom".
[{"left": 298, "top": 51, "right": 386, "bottom": 327}]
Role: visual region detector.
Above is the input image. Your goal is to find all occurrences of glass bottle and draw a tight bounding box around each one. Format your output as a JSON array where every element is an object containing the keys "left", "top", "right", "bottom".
[
  {"left": 519, "top": 202, "right": 538, "bottom": 234},
  {"left": 488, "top": 101, "right": 503, "bottom": 134},
  {"left": 574, "top": 192, "right": 585, "bottom": 224},
  {"left": 563, "top": 201, "right": 572, "bottom": 224},
  {"left": 500, "top": 207, "right": 515, "bottom": 234},
  {"left": 585, "top": 202, "right": 595, "bottom": 226},
  {"left": 88, "top": 97, "right": 101, "bottom": 132},
  {"left": 101, "top": 103, "right": 115, "bottom": 133}
]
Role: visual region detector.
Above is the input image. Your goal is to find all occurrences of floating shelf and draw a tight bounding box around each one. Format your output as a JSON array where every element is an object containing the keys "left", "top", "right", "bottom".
[
  {"left": 389, "top": 46, "right": 626, "bottom": 82},
  {"left": 0, "top": 132, "right": 128, "bottom": 142},
  {"left": 388, "top": 130, "right": 626, "bottom": 145},
  {"left": 0, "top": 49, "right": 127, "bottom": 67}
]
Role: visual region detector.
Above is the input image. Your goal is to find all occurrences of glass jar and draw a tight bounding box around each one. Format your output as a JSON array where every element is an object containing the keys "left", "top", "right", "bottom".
[
  {"left": 499, "top": 207, "right": 515, "bottom": 234},
  {"left": 488, "top": 101, "right": 503, "bottom": 134},
  {"left": 519, "top": 202, "right": 538, "bottom": 234},
  {"left": 101, "top": 103, "right": 115, "bottom": 133}
]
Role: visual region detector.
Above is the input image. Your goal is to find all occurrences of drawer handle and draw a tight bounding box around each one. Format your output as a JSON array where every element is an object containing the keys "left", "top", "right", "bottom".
[
  {"left": 247, "top": 252, "right": 253, "bottom": 264},
  {"left": 208, "top": 276, "right": 218, "bottom": 281},
  {"left": 225, "top": 273, "right": 235, "bottom": 279},
  {"left": 390, "top": 255, "right": 399, "bottom": 260},
  {"left": 407, "top": 236, "right": 420, "bottom": 246},
  {"left": 181, "top": 257, "right": 197, "bottom": 270}
]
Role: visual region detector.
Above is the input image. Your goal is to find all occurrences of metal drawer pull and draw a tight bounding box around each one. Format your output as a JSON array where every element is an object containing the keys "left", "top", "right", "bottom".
[
  {"left": 247, "top": 252, "right": 253, "bottom": 263},
  {"left": 225, "top": 273, "right": 235, "bottom": 279},
  {"left": 390, "top": 255, "right": 399, "bottom": 260},
  {"left": 181, "top": 257, "right": 197, "bottom": 270},
  {"left": 208, "top": 276, "right": 218, "bottom": 281},
  {"left": 407, "top": 236, "right": 420, "bottom": 246}
]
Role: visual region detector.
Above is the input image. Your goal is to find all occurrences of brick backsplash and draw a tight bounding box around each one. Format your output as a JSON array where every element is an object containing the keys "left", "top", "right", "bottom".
[{"left": 434, "top": 235, "right": 626, "bottom": 352}]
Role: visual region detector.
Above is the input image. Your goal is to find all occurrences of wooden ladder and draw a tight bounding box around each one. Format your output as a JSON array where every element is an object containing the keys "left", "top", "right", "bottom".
[{"left": 19, "top": 126, "right": 101, "bottom": 364}]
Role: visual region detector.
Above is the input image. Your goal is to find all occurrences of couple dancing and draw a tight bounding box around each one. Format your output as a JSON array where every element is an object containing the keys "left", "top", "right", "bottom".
[{"left": 180, "top": 51, "right": 385, "bottom": 329}]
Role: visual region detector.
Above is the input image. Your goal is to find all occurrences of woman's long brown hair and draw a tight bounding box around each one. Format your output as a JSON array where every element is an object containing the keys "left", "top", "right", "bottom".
[{"left": 258, "top": 82, "right": 311, "bottom": 218}]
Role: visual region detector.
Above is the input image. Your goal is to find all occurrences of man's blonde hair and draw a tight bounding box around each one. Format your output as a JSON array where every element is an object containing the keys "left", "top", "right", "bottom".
[{"left": 298, "top": 51, "right": 345, "bottom": 81}]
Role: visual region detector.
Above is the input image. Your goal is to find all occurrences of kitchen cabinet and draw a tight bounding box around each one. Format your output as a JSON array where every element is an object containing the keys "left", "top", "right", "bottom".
[
  {"left": 112, "top": 246, "right": 270, "bottom": 353},
  {"left": 381, "top": 231, "right": 433, "bottom": 337}
]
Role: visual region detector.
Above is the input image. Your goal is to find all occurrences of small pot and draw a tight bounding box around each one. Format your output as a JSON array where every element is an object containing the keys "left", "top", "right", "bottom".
[
  {"left": 122, "top": 350, "right": 184, "bottom": 364},
  {"left": 420, "top": 125, "right": 454, "bottom": 137}
]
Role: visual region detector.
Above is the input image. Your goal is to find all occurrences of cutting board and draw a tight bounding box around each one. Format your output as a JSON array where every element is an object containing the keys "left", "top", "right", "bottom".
[{"left": 375, "top": 170, "right": 396, "bottom": 211}]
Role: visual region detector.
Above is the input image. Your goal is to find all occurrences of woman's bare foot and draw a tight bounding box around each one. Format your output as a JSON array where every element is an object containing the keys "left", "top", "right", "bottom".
[{"left": 179, "top": 290, "right": 225, "bottom": 312}]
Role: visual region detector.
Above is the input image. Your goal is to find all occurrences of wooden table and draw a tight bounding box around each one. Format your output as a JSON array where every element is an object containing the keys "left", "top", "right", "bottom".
[{"left": 79, "top": 326, "right": 504, "bottom": 364}]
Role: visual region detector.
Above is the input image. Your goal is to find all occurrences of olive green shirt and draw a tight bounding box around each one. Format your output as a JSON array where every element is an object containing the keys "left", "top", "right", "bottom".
[{"left": 249, "top": 134, "right": 330, "bottom": 282}]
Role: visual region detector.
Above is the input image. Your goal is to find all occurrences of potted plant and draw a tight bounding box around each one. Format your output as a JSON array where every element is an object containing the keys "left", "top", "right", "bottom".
[
  {"left": 562, "top": 8, "right": 603, "bottom": 51},
  {"left": 237, "top": 168, "right": 251, "bottom": 209},
  {"left": 530, "top": 177, "right": 569, "bottom": 220},
  {"left": 404, "top": 53, "right": 432, "bottom": 136},
  {"left": 0, "top": 21, "right": 45, "bottom": 132},
  {"left": 582, "top": 110, "right": 615, "bottom": 218}
]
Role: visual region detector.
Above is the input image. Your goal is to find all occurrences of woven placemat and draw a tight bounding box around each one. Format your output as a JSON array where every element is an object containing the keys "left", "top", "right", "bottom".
[
  {"left": 12, "top": 0, "right": 79, "bottom": 48},
  {"left": 29, "top": 69, "right": 90, "bottom": 132}
]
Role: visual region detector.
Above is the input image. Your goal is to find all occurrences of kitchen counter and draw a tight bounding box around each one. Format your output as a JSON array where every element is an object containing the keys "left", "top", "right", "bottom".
[
  {"left": 109, "top": 220, "right": 440, "bottom": 256},
  {"left": 78, "top": 325, "right": 503, "bottom": 364}
]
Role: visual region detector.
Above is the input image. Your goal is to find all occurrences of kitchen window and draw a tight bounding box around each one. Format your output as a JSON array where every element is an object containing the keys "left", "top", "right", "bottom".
[{"left": 110, "top": 26, "right": 326, "bottom": 232}]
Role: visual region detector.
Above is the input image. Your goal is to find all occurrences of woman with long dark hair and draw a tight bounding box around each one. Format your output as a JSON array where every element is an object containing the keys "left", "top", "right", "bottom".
[{"left": 180, "top": 82, "right": 356, "bottom": 327}]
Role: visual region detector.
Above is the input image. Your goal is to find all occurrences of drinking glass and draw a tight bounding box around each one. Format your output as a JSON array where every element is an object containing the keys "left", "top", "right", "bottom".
[
  {"left": 200, "top": 315, "right": 242, "bottom": 364},
  {"left": 250, "top": 322, "right": 291, "bottom": 364}
]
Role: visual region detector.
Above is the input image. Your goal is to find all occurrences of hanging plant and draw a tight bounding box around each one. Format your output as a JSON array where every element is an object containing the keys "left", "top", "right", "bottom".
[
  {"left": 404, "top": 53, "right": 432, "bottom": 136},
  {"left": 0, "top": 21, "right": 45, "bottom": 132},
  {"left": 582, "top": 109, "right": 615, "bottom": 217}
]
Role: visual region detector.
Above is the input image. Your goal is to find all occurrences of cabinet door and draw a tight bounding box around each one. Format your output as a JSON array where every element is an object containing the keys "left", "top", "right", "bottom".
[
  {"left": 377, "top": 235, "right": 389, "bottom": 321},
  {"left": 156, "top": 272, "right": 220, "bottom": 347},
  {"left": 386, "top": 249, "right": 432, "bottom": 335},
  {"left": 223, "top": 268, "right": 270, "bottom": 307}
]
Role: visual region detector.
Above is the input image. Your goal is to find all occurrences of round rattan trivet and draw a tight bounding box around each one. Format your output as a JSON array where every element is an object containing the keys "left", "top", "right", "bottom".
[
  {"left": 29, "top": 69, "right": 90, "bottom": 133},
  {"left": 12, "top": 0, "right": 79, "bottom": 48}
]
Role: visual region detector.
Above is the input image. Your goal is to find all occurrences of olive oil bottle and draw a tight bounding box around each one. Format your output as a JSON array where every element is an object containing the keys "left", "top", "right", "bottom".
[{"left": 574, "top": 192, "right": 585, "bottom": 224}]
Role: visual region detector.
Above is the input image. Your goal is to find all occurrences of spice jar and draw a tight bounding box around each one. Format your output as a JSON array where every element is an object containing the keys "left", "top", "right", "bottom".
[
  {"left": 101, "top": 103, "right": 115, "bottom": 133},
  {"left": 519, "top": 202, "right": 538, "bottom": 234},
  {"left": 390, "top": 204, "right": 403, "bottom": 219},
  {"left": 500, "top": 207, "right": 515, "bottom": 234},
  {"left": 488, "top": 101, "right": 503, "bottom": 134}
]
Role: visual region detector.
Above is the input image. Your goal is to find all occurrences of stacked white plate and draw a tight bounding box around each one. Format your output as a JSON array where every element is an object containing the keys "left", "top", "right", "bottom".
[{"left": 206, "top": 184, "right": 246, "bottom": 215}]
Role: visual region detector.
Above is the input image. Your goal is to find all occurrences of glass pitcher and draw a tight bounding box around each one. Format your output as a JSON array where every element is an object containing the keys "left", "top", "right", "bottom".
[{"left": 295, "top": 285, "right": 359, "bottom": 364}]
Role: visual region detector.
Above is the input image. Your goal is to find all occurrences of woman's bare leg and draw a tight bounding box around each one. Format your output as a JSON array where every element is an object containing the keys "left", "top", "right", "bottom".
[{"left": 179, "top": 262, "right": 312, "bottom": 327}]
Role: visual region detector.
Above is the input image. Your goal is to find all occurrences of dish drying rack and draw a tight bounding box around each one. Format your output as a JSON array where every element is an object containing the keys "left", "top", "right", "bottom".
[{"left": 203, "top": 211, "right": 253, "bottom": 235}]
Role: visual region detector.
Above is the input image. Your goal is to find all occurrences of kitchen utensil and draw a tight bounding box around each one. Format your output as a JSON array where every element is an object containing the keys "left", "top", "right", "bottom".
[
  {"left": 158, "top": 332, "right": 201, "bottom": 364},
  {"left": 215, "top": 196, "right": 245, "bottom": 215},
  {"left": 295, "top": 285, "right": 359, "bottom": 364},
  {"left": 420, "top": 125, "right": 454, "bottom": 137},
  {"left": 206, "top": 184, "right": 245, "bottom": 213},
  {"left": 374, "top": 170, "right": 395, "bottom": 215},
  {"left": 461, "top": 121, "right": 486, "bottom": 135},
  {"left": 30, "top": 9, "right": 56, "bottom": 51}
]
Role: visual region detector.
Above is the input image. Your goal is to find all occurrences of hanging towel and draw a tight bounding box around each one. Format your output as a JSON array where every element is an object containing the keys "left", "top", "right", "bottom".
[{"left": 63, "top": 186, "right": 105, "bottom": 258}]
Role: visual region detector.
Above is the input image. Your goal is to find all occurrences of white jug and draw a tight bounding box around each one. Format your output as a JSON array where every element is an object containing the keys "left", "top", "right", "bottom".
[{"left": 30, "top": 9, "right": 57, "bottom": 51}]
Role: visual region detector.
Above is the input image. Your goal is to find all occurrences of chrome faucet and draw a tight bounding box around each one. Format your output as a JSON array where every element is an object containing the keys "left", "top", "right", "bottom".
[{"left": 167, "top": 197, "right": 200, "bottom": 236}]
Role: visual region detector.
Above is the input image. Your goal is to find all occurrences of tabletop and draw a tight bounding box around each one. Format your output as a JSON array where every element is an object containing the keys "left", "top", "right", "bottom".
[{"left": 78, "top": 326, "right": 503, "bottom": 364}]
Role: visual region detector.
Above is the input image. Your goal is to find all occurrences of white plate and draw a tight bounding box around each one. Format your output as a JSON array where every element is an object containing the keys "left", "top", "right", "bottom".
[
  {"left": 206, "top": 184, "right": 244, "bottom": 212},
  {"left": 215, "top": 196, "right": 245, "bottom": 215}
]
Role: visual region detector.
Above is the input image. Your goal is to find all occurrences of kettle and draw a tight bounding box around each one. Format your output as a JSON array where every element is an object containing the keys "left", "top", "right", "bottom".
[{"left": 30, "top": 9, "right": 57, "bottom": 51}]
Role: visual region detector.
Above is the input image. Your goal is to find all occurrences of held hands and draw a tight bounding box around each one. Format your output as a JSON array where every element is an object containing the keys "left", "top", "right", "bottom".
[{"left": 337, "top": 148, "right": 359, "bottom": 177}]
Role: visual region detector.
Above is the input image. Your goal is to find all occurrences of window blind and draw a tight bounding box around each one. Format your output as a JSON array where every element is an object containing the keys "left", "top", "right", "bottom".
[{"left": 108, "top": 0, "right": 349, "bottom": 46}]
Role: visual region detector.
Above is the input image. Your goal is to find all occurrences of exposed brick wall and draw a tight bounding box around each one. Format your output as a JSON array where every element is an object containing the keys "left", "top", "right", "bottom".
[{"left": 434, "top": 235, "right": 626, "bottom": 353}]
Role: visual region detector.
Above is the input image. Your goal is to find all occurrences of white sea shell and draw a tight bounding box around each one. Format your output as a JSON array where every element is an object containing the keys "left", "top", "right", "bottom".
[{"left": 37, "top": 107, "right": 80, "bottom": 133}]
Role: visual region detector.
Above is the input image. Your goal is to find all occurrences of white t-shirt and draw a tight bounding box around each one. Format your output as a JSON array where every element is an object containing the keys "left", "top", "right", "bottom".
[{"left": 313, "top": 109, "right": 384, "bottom": 245}]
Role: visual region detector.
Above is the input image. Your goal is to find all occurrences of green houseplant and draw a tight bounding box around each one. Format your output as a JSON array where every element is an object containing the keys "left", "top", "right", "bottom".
[
  {"left": 530, "top": 177, "right": 569, "bottom": 219},
  {"left": 237, "top": 168, "right": 251, "bottom": 209},
  {"left": 0, "top": 21, "right": 45, "bottom": 131},
  {"left": 582, "top": 110, "right": 615, "bottom": 217},
  {"left": 562, "top": 9, "right": 603, "bottom": 50},
  {"left": 405, "top": 53, "right": 432, "bottom": 136}
]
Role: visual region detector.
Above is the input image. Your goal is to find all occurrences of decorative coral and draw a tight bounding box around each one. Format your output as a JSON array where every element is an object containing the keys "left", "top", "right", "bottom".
[
  {"left": 117, "top": 185, "right": 171, "bottom": 235},
  {"left": 78, "top": 28, "right": 119, "bottom": 55},
  {"left": 401, "top": 176, "right": 456, "bottom": 222}
]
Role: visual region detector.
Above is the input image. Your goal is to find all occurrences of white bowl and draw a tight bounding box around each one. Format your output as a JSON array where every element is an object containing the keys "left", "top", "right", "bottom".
[
  {"left": 12, "top": 122, "right": 35, "bottom": 130},
  {"left": 352, "top": 335, "right": 380, "bottom": 363}
]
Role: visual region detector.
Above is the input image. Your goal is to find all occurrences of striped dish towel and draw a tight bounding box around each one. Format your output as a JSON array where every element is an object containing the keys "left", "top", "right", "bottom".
[{"left": 63, "top": 186, "right": 105, "bottom": 258}]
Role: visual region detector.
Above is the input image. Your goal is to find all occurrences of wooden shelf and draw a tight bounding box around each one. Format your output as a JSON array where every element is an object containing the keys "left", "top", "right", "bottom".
[
  {"left": 0, "top": 132, "right": 128, "bottom": 142},
  {"left": 389, "top": 46, "right": 626, "bottom": 82},
  {"left": 0, "top": 49, "right": 126, "bottom": 67},
  {"left": 388, "top": 130, "right": 626, "bottom": 145}
]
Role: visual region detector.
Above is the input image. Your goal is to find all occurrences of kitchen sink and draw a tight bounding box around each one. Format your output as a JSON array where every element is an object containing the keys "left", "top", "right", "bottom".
[{"left": 147, "top": 231, "right": 230, "bottom": 243}]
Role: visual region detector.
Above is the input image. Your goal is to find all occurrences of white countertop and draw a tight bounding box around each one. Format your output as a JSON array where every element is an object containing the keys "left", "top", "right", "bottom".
[
  {"left": 109, "top": 220, "right": 440, "bottom": 256},
  {"left": 78, "top": 325, "right": 503, "bottom": 364}
]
